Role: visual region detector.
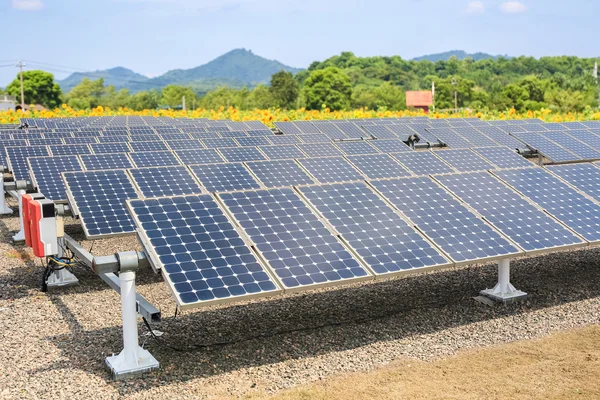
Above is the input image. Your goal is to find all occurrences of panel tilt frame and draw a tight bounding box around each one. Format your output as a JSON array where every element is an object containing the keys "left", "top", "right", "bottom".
[{"left": 480, "top": 259, "right": 528, "bottom": 303}]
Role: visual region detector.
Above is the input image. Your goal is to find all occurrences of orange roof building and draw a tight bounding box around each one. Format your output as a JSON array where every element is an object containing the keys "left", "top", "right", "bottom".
[{"left": 406, "top": 91, "right": 433, "bottom": 113}]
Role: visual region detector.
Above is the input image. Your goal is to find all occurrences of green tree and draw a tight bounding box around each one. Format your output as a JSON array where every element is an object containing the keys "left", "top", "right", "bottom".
[
  {"left": 269, "top": 70, "right": 299, "bottom": 109},
  {"left": 502, "top": 84, "right": 530, "bottom": 110},
  {"left": 198, "top": 87, "right": 248, "bottom": 109},
  {"left": 128, "top": 90, "right": 160, "bottom": 110},
  {"left": 160, "top": 85, "right": 197, "bottom": 109},
  {"left": 65, "top": 78, "right": 105, "bottom": 109},
  {"left": 5, "top": 70, "right": 62, "bottom": 108},
  {"left": 351, "top": 82, "right": 405, "bottom": 110},
  {"left": 246, "top": 85, "right": 274, "bottom": 109},
  {"left": 303, "top": 67, "right": 352, "bottom": 110}
]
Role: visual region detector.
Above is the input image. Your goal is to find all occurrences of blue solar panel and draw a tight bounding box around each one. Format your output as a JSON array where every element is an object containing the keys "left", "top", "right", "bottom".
[
  {"left": 246, "top": 129, "right": 273, "bottom": 136},
  {"left": 220, "top": 188, "right": 371, "bottom": 289},
  {"left": 246, "top": 159, "right": 314, "bottom": 188},
  {"left": 371, "top": 177, "right": 521, "bottom": 263},
  {"left": 362, "top": 125, "right": 398, "bottom": 139},
  {"left": 166, "top": 139, "right": 204, "bottom": 150},
  {"left": 297, "top": 134, "right": 330, "bottom": 144},
  {"left": 427, "top": 128, "right": 472, "bottom": 149},
  {"left": 297, "top": 143, "right": 343, "bottom": 157},
  {"left": 472, "top": 147, "right": 534, "bottom": 169},
  {"left": 542, "top": 131, "right": 600, "bottom": 160},
  {"left": 391, "top": 152, "right": 454, "bottom": 176},
  {"left": 128, "top": 134, "right": 161, "bottom": 142},
  {"left": 129, "top": 166, "right": 203, "bottom": 197},
  {"left": 236, "top": 137, "right": 271, "bottom": 147},
  {"left": 258, "top": 145, "right": 306, "bottom": 160},
  {"left": 494, "top": 167, "right": 600, "bottom": 242},
  {"left": 159, "top": 133, "right": 190, "bottom": 141},
  {"left": 274, "top": 122, "right": 303, "bottom": 135},
  {"left": 91, "top": 142, "right": 131, "bottom": 154},
  {"left": 452, "top": 127, "right": 498, "bottom": 147},
  {"left": 98, "top": 135, "right": 129, "bottom": 143},
  {"left": 435, "top": 172, "right": 584, "bottom": 252},
  {"left": 334, "top": 141, "right": 379, "bottom": 155},
  {"left": 63, "top": 137, "right": 98, "bottom": 145},
  {"left": 334, "top": 122, "right": 365, "bottom": 138},
  {"left": 293, "top": 121, "right": 320, "bottom": 134},
  {"left": 202, "top": 138, "right": 238, "bottom": 149},
  {"left": 175, "top": 149, "right": 225, "bottom": 165},
  {"left": 299, "top": 182, "right": 450, "bottom": 275},
  {"left": 218, "top": 147, "right": 267, "bottom": 162},
  {"left": 267, "top": 135, "right": 303, "bottom": 145},
  {"left": 546, "top": 163, "right": 600, "bottom": 202},
  {"left": 189, "top": 131, "right": 220, "bottom": 140},
  {"left": 347, "top": 154, "right": 411, "bottom": 179},
  {"left": 297, "top": 157, "right": 364, "bottom": 183},
  {"left": 218, "top": 130, "right": 248, "bottom": 138},
  {"left": 129, "top": 141, "right": 170, "bottom": 152},
  {"left": 128, "top": 195, "right": 280, "bottom": 307},
  {"left": 80, "top": 153, "right": 133, "bottom": 170},
  {"left": 28, "top": 156, "right": 83, "bottom": 201},
  {"left": 368, "top": 139, "right": 412, "bottom": 153},
  {"left": 513, "top": 132, "right": 580, "bottom": 163},
  {"left": 63, "top": 169, "right": 139, "bottom": 238},
  {"left": 6, "top": 145, "right": 50, "bottom": 180},
  {"left": 434, "top": 149, "right": 495, "bottom": 172},
  {"left": 189, "top": 162, "right": 261, "bottom": 192},
  {"left": 129, "top": 151, "right": 181, "bottom": 167},
  {"left": 476, "top": 126, "right": 524, "bottom": 149},
  {"left": 28, "top": 138, "right": 64, "bottom": 146}
]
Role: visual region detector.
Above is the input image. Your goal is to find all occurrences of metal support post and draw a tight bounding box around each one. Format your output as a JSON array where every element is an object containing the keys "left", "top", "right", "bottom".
[
  {"left": 13, "top": 189, "right": 26, "bottom": 242},
  {"left": 480, "top": 259, "right": 527, "bottom": 303},
  {"left": 0, "top": 178, "right": 13, "bottom": 214},
  {"left": 45, "top": 238, "right": 79, "bottom": 289},
  {"left": 105, "top": 270, "right": 159, "bottom": 379}
]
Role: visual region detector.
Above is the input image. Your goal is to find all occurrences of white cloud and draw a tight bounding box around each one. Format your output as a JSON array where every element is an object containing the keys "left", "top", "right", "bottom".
[
  {"left": 464, "top": 1, "right": 485, "bottom": 14},
  {"left": 11, "top": 0, "right": 44, "bottom": 11},
  {"left": 500, "top": 1, "right": 527, "bottom": 13}
]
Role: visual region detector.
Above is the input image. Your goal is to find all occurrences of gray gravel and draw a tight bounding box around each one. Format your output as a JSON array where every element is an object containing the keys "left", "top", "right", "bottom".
[{"left": 1, "top": 206, "right": 600, "bottom": 399}]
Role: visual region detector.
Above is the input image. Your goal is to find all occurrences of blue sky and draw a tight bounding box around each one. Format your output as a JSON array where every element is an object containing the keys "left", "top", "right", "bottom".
[{"left": 1, "top": 0, "right": 598, "bottom": 87}]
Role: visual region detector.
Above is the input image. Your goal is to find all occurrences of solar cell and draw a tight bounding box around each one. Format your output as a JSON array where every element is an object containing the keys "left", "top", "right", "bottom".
[
  {"left": 28, "top": 138, "right": 64, "bottom": 146},
  {"left": 166, "top": 139, "right": 204, "bottom": 150},
  {"left": 265, "top": 135, "right": 301, "bottom": 145},
  {"left": 218, "top": 147, "right": 267, "bottom": 162},
  {"left": 494, "top": 167, "right": 600, "bottom": 242},
  {"left": 97, "top": 135, "right": 129, "bottom": 143},
  {"left": 546, "top": 163, "right": 600, "bottom": 202},
  {"left": 129, "top": 166, "right": 203, "bottom": 197},
  {"left": 189, "top": 131, "right": 220, "bottom": 140},
  {"left": 391, "top": 151, "right": 454, "bottom": 176},
  {"left": 49, "top": 144, "right": 91, "bottom": 156},
  {"left": 274, "top": 122, "right": 303, "bottom": 135},
  {"left": 202, "top": 138, "right": 239, "bottom": 148},
  {"left": 80, "top": 153, "right": 134, "bottom": 170},
  {"left": 452, "top": 127, "right": 498, "bottom": 147},
  {"left": 472, "top": 147, "right": 534, "bottom": 169},
  {"left": 129, "top": 141, "right": 170, "bottom": 152},
  {"left": 63, "top": 169, "right": 139, "bottom": 238},
  {"left": 362, "top": 125, "right": 398, "bottom": 139},
  {"left": 246, "top": 129, "right": 274, "bottom": 137},
  {"left": 371, "top": 177, "right": 521, "bottom": 263},
  {"left": 427, "top": 128, "right": 472, "bottom": 149},
  {"left": 258, "top": 145, "right": 306, "bottom": 160},
  {"left": 129, "top": 151, "right": 181, "bottom": 167},
  {"left": 128, "top": 134, "right": 161, "bottom": 142},
  {"left": 220, "top": 188, "right": 371, "bottom": 289},
  {"left": 174, "top": 149, "right": 225, "bottom": 165},
  {"left": 434, "top": 149, "right": 495, "bottom": 172},
  {"left": 435, "top": 172, "right": 583, "bottom": 252},
  {"left": 28, "top": 156, "right": 84, "bottom": 201},
  {"left": 334, "top": 122, "right": 364, "bottom": 138},
  {"left": 159, "top": 133, "right": 190, "bottom": 141},
  {"left": 189, "top": 162, "right": 261, "bottom": 192},
  {"left": 334, "top": 141, "right": 379, "bottom": 156},
  {"left": 368, "top": 139, "right": 412, "bottom": 153},
  {"left": 235, "top": 137, "right": 271, "bottom": 147},
  {"left": 246, "top": 159, "right": 314, "bottom": 188},
  {"left": 91, "top": 142, "right": 131, "bottom": 154},
  {"left": 293, "top": 121, "right": 320, "bottom": 134},
  {"left": 218, "top": 130, "right": 248, "bottom": 138},
  {"left": 6, "top": 145, "right": 50, "bottom": 180},
  {"left": 476, "top": 126, "right": 524, "bottom": 149},
  {"left": 299, "top": 182, "right": 450, "bottom": 275},
  {"left": 542, "top": 131, "right": 600, "bottom": 160},
  {"left": 128, "top": 195, "right": 280, "bottom": 307},
  {"left": 297, "top": 157, "right": 364, "bottom": 183},
  {"left": 296, "top": 134, "right": 330, "bottom": 144},
  {"left": 63, "top": 137, "right": 98, "bottom": 145},
  {"left": 347, "top": 154, "right": 411, "bottom": 179},
  {"left": 513, "top": 132, "right": 580, "bottom": 163}
]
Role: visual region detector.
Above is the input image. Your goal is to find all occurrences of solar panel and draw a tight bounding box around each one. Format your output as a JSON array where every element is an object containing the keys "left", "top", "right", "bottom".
[
  {"left": 435, "top": 172, "right": 584, "bottom": 252},
  {"left": 347, "top": 154, "right": 412, "bottom": 179},
  {"left": 246, "top": 129, "right": 273, "bottom": 137},
  {"left": 129, "top": 141, "right": 170, "bottom": 152},
  {"left": 371, "top": 177, "right": 521, "bottom": 263},
  {"left": 159, "top": 133, "right": 190, "bottom": 141},
  {"left": 293, "top": 121, "right": 320, "bottom": 134},
  {"left": 202, "top": 138, "right": 238, "bottom": 149},
  {"left": 246, "top": 159, "right": 314, "bottom": 188},
  {"left": 129, "top": 151, "right": 181, "bottom": 167},
  {"left": 546, "top": 163, "right": 600, "bottom": 202},
  {"left": 175, "top": 149, "right": 225, "bottom": 165},
  {"left": 80, "top": 153, "right": 134, "bottom": 170},
  {"left": 542, "top": 131, "right": 600, "bottom": 160},
  {"left": 245, "top": 121, "right": 270, "bottom": 130},
  {"left": 391, "top": 151, "right": 455, "bottom": 176},
  {"left": 334, "top": 122, "right": 364, "bottom": 138},
  {"left": 258, "top": 145, "right": 306, "bottom": 160},
  {"left": 297, "top": 143, "right": 344, "bottom": 157},
  {"left": 218, "top": 130, "right": 248, "bottom": 138},
  {"left": 362, "top": 125, "right": 398, "bottom": 139},
  {"left": 334, "top": 141, "right": 379, "bottom": 155},
  {"left": 299, "top": 182, "right": 451, "bottom": 275},
  {"left": 48, "top": 144, "right": 91, "bottom": 156},
  {"left": 296, "top": 134, "right": 331, "bottom": 144},
  {"left": 219, "top": 188, "right": 371, "bottom": 289},
  {"left": 472, "top": 147, "right": 534, "bottom": 169},
  {"left": 129, "top": 134, "right": 161, "bottom": 142},
  {"left": 312, "top": 121, "right": 345, "bottom": 137},
  {"left": 128, "top": 195, "right": 280, "bottom": 307},
  {"left": 235, "top": 137, "right": 271, "bottom": 147},
  {"left": 433, "top": 149, "right": 495, "bottom": 172},
  {"left": 494, "top": 167, "right": 600, "bottom": 242},
  {"left": 297, "top": 157, "right": 364, "bottom": 183},
  {"left": 274, "top": 122, "right": 303, "bottom": 135},
  {"left": 189, "top": 162, "right": 261, "bottom": 193},
  {"left": 266, "top": 135, "right": 303, "bottom": 145},
  {"left": 6, "top": 145, "right": 50, "bottom": 180},
  {"left": 63, "top": 169, "right": 139, "bottom": 238},
  {"left": 427, "top": 128, "right": 472, "bottom": 149},
  {"left": 63, "top": 137, "right": 98, "bottom": 145},
  {"left": 452, "top": 127, "right": 498, "bottom": 147},
  {"left": 513, "top": 132, "right": 580, "bottom": 163},
  {"left": 368, "top": 139, "right": 412, "bottom": 153},
  {"left": 476, "top": 126, "right": 524, "bottom": 149},
  {"left": 563, "top": 130, "right": 600, "bottom": 151},
  {"left": 91, "top": 142, "right": 131, "bottom": 154},
  {"left": 165, "top": 139, "right": 204, "bottom": 150},
  {"left": 189, "top": 131, "right": 220, "bottom": 140},
  {"left": 218, "top": 147, "right": 267, "bottom": 162},
  {"left": 28, "top": 156, "right": 83, "bottom": 201},
  {"left": 129, "top": 166, "right": 203, "bottom": 198},
  {"left": 28, "top": 138, "right": 64, "bottom": 146},
  {"left": 98, "top": 135, "right": 129, "bottom": 143}
]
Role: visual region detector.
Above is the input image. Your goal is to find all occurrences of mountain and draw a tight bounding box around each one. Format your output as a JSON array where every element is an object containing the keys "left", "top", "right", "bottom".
[
  {"left": 413, "top": 50, "right": 509, "bottom": 62},
  {"left": 58, "top": 49, "right": 303, "bottom": 94},
  {"left": 58, "top": 67, "right": 149, "bottom": 93}
]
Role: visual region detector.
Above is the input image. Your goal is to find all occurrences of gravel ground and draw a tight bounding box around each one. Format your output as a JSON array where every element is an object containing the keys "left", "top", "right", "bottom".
[{"left": 1, "top": 200, "right": 600, "bottom": 399}]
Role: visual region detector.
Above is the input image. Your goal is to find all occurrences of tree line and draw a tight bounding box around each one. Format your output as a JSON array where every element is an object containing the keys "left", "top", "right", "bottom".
[{"left": 2, "top": 53, "right": 598, "bottom": 112}]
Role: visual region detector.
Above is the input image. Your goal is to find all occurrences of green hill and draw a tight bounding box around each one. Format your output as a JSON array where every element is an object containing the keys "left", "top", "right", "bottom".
[
  {"left": 58, "top": 67, "right": 149, "bottom": 93},
  {"left": 413, "top": 50, "right": 509, "bottom": 62}
]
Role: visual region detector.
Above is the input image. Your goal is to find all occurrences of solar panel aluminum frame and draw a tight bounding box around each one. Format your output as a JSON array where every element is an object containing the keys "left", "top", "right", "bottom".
[
  {"left": 215, "top": 188, "right": 375, "bottom": 293},
  {"left": 367, "top": 175, "right": 525, "bottom": 266},
  {"left": 127, "top": 194, "right": 283, "bottom": 310},
  {"left": 430, "top": 172, "right": 589, "bottom": 256},
  {"left": 27, "top": 155, "right": 85, "bottom": 204},
  {"left": 5, "top": 145, "right": 49, "bottom": 178},
  {"left": 125, "top": 166, "right": 204, "bottom": 199},
  {"left": 295, "top": 183, "right": 454, "bottom": 278},
  {"left": 242, "top": 160, "right": 316, "bottom": 190},
  {"left": 295, "top": 156, "right": 369, "bottom": 184},
  {"left": 62, "top": 169, "right": 142, "bottom": 240}
]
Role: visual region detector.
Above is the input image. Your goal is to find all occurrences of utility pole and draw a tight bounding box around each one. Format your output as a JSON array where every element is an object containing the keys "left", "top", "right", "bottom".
[
  {"left": 595, "top": 61, "right": 599, "bottom": 109},
  {"left": 17, "top": 60, "right": 25, "bottom": 111},
  {"left": 182, "top": 95, "right": 186, "bottom": 111},
  {"left": 451, "top": 77, "right": 458, "bottom": 113}
]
